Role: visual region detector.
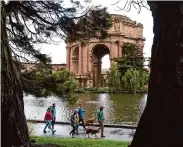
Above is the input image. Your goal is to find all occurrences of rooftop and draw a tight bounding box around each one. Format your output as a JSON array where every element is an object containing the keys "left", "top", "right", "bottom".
[
  {"left": 110, "top": 14, "right": 143, "bottom": 27},
  {"left": 110, "top": 14, "right": 134, "bottom": 23}
]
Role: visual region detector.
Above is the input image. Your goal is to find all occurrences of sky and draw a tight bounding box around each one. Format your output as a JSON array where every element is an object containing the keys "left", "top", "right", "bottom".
[{"left": 39, "top": 0, "right": 154, "bottom": 69}]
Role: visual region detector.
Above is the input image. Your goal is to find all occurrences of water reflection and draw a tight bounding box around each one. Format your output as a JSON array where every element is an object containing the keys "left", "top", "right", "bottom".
[
  {"left": 96, "top": 94, "right": 113, "bottom": 124},
  {"left": 139, "top": 94, "right": 147, "bottom": 113},
  {"left": 24, "top": 93, "right": 147, "bottom": 125}
]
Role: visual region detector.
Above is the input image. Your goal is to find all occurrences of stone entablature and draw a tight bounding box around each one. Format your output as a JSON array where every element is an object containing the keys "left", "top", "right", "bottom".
[{"left": 66, "top": 14, "right": 145, "bottom": 87}]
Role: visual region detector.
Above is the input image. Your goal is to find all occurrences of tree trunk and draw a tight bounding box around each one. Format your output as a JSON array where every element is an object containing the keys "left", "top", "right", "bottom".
[
  {"left": 1, "top": 2, "right": 30, "bottom": 147},
  {"left": 131, "top": 2, "right": 183, "bottom": 147}
]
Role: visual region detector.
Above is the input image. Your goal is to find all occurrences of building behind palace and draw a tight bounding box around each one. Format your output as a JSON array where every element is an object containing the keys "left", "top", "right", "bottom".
[{"left": 21, "top": 62, "right": 67, "bottom": 72}]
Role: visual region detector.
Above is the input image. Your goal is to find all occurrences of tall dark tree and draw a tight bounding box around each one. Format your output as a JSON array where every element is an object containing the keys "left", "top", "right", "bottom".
[
  {"left": 113, "top": 0, "right": 183, "bottom": 146},
  {"left": 1, "top": 3, "right": 30, "bottom": 147},
  {"left": 130, "top": 2, "right": 183, "bottom": 147},
  {"left": 1, "top": 1, "right": 112, "bottom": 146}
]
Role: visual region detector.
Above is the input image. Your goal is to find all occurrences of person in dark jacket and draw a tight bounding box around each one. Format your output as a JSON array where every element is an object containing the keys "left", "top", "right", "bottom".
[
  {"left": 43, "top": 107, "right": 56, "bottom": 135},
  {"left": 69, "top": 109, "right": 78, "bottom": 137}
]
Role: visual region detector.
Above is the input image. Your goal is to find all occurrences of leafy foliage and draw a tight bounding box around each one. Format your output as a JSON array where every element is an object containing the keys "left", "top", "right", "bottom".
[
  {"left": 4, "top": 0, "right": 112, "bottom": 100},
  {"left": 106, "top": 64, "right": 121, "bottom": 91},
  {"left": 52, "top": 70, "right": 77, "bottom": 98},
  {"left": 114, "top": 42, "right": 147, "bottom": 76},
  {"left": 122, "top": 69, "right": 149, "bottom": 94},
  {"left": 21, "top": 64, "right": 77, "bottom": 98},
  {"left": 75, "top": 87, "right": 110, "bottom": 93},
  {"left": 111, "top": 42, "right": 150, "bottom": 93},
  {"left": 5, "top": 1, "right": 112, "bottom": 63}
]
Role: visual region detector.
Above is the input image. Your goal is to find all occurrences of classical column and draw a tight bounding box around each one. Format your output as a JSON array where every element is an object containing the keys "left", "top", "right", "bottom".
[
  {"left": 97, "top": 61, "right": 102, "bottom": 87},
  {"left": 114, "top": 42, "right": 119, "bottom": 58},
  {"left": 78, "top": 44, "right": 82, "bottom": 74},
  {"left": 87, "top": 44, "right": 90, "bottom": 72},
  {"left": 119, "top": 41, "right": 123, "bottom": 57},
  {"left": 70, "top": 48, "right": 73, "bottom": 73},
  {"left": 89, "top": 55, "right": 92, "bottom": 73},
  {"left": 101, "top": 74, "right": 104, "bottom": 87},
  {"left": 72, "top": 60, "right": 76, "bottom": 75},
  {"left": 75, "top": 60, "right": 78, "bottom": 75},
  {"left": 110, "top": 42, "right": 118, "bottom": 65},
  {"left": 93, "top": 63, "right": 98, "bottom": 87},
  {"left": 82, "top": 45, "right": 87, "bottom": 74},
  {"left": 66, "top": 46, "right": 70, "bottom": 70},
  {"left": 95, "top": 63, "right": 98, "bottom": 87},
  {"left": 76, "top": 60, "right": 79, "bottom": 74}
]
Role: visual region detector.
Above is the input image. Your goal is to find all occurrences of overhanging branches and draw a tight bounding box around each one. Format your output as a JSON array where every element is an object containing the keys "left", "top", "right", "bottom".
[{"left": 111, "top": 0, "right": 150, "bottom": 13}]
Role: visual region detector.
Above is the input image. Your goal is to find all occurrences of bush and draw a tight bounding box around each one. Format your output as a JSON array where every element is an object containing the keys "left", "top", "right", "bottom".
[
  {"left": 75, "top": 87, "right": 110, "bottom": 93},
  {"left": 122, "top": 69, "right": 149, "bottom": 94},
  {"left": 106, "top": 65, "right": 121, "bottom": 91}
]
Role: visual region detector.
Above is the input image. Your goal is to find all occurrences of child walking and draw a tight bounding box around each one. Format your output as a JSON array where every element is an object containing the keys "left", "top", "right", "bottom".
[{"left": 43, "top": 107, "right": 56, "bottom": 135}]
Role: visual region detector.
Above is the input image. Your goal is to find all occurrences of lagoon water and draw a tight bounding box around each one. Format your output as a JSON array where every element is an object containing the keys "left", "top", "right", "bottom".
[{"left": 24, "top": 93, "right": 147, "bottom": 125}]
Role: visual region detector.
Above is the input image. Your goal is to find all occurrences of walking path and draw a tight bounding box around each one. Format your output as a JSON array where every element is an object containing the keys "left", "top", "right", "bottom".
[{"left": 31, "top": 123, "right": 135, "bottom": 142}]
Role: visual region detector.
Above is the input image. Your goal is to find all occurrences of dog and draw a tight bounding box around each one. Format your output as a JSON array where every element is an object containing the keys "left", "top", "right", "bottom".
[
  {"left": 85, "top": 117, "right": 96, "bottom": 127},
  {"left": 84, "top": 127, "right": 101, "bottom": 138}
]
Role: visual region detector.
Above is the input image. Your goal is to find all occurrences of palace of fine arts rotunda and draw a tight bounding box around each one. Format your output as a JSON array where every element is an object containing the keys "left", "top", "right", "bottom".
[{"left": 65, "top": 14, "right": 145, "bottom": 88}]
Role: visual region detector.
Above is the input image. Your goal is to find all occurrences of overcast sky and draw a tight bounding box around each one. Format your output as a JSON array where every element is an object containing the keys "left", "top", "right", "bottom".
[{"left": 39, "top": 0, "right": 153, "bottom": 69}]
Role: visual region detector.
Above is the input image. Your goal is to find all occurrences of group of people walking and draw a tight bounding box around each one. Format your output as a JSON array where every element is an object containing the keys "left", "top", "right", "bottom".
[
  {"left": 70, "top": 104, "right": 86, "bottom": 136},
  {"left": 70, "top": 104, "right": 105, "bottom": 138},
  {"left": 43, "top": 103, "right": 105, "bottom": 138},
  {"left": 43, "top": 103, "right": 56, "bottom": 134}
]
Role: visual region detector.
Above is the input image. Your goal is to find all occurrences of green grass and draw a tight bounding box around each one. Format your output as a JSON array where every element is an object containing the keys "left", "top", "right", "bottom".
[{"left": 33, "top": 136, "right": 130, "bottom": 147}]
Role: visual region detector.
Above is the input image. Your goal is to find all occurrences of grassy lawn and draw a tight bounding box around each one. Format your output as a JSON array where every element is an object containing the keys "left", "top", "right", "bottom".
[{"left": 33, "top": 136, "right": 130, "bottom": 147}]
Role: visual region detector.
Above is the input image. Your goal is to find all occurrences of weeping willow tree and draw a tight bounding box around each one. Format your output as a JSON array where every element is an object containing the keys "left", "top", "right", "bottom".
[
  {"left": 106, "top": 64, "right": 121, "bottom": 91},
  {"left": 122, "top": 69, "right": 140, "bottom": 93},
  {"left": 1, "top": 1, "right": 112, "bottom": 146},
  {"left": 139, "top": 69, "right": 149, "bottom": 88},
  {"left": 122, "top": 69, "right": 149, "bottom": 93}
]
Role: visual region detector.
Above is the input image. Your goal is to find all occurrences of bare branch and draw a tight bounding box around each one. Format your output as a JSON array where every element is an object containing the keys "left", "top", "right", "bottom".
[
  {"left": 111, "top": 0, "right": 121, "bottom": 6},
  {"left": 5, "top": 1, "right": 112, "bottom": 64},
  {"left": 113, "top": 0, "right": 150, "bottom": 13},
  {"left": 10, "top": 47, "right": 30, "bottom": 62}
]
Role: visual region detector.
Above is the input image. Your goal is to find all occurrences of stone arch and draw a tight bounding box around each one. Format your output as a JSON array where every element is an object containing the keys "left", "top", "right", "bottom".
[
  {"left": 66, "top": 14, "right": 145, "bottom": 88},
  {"left": 91, "top": 44, "right": 110, "bottom": 87},
  {"left": 89, "top": 43, "right": 111, "bottom": 55},
  {"left": 72, "top": 47, "right": 79, "bottom": 75}
]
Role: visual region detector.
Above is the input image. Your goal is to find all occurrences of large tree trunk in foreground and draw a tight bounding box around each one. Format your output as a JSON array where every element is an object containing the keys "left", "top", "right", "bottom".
[
  {"left": 131, "top": 2, "right": 183, "bottom": 147},
  {"left": 1, "top": 2, "right": 30, "bottom": 147}
]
